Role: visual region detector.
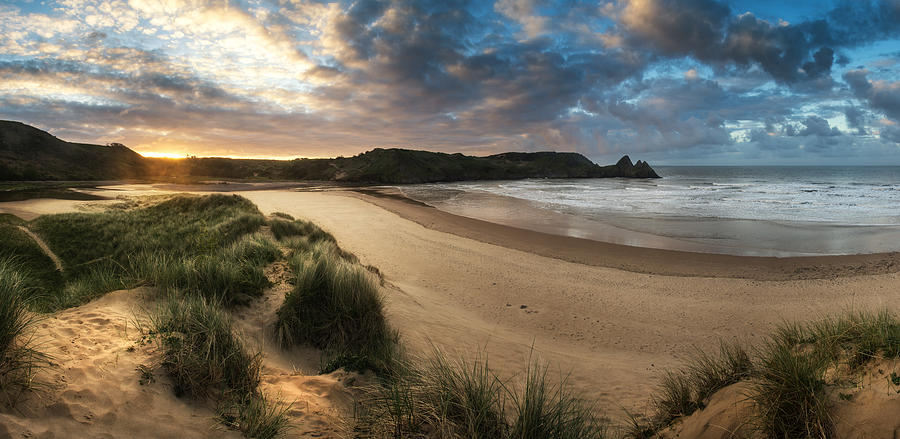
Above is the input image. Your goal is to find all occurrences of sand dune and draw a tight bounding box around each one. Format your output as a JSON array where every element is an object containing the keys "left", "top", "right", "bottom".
[
  {"left": 0, "top": 288, "right": 242, "bottom": 438},
  {"left": 0, "top": 268, "right": 359, "bottom": 439}
]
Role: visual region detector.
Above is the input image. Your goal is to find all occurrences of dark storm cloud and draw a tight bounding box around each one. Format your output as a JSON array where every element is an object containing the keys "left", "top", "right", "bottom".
[
  {"left": 798, "top": 116, "right": 841, "bottom": 137},
  {"left": 844, "top": 69, "right": 900, "bottom": 122},
  {"left": 619, "top": 0, "right": 900, "bottom": 85},
  {"left": 844, "top": 106, "right": 869, "bottom": 135},
  {"left": 315, "top": 0, "right": 648, "bottom": 130}
]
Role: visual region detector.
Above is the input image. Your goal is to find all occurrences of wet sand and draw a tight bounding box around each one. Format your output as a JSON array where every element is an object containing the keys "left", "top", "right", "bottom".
[{"left": 349, "top": 187, "right": 900, "bottom": 281}]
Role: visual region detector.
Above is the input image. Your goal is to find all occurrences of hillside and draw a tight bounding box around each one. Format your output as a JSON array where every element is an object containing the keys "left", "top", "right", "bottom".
[
  {"left": 1, "top": 121, "right": 660, "bottom": 182},
  {"left": 0, "top": 121, "right": 147, "bottom": 180}
]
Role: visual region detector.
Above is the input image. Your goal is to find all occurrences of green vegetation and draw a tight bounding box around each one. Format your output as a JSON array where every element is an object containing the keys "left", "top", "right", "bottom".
[
  {"left": 151, "top": 295, "right": 261, "bottom": 398},
  {"left": 150, "top": 295, "right": 290, "bottom": 438},
  {"left": 274, "top": 237, "right": 398, "bottom": 376},
  {"left": 357, "top": 351, "right": 605, "bottom": 438},
  {"left": 0, "top": 219, "right": 62, "bottom": 296},
  {"left": 22, "top": 194, "right": 269, "bottom": 311},
  {"left": 32, "top": 194, "right": 265, "bottom": 269},
  {"left": 0, "top": 194, "right": 290, "bottom": 435},
  {"left": 0, "top": 257, "right": 48, "bottom": 406},
  {"left": 269, "top": 218, "right": 335, "bottom": 243},
  {"left": 218, "top": 393, "right": 294, "bottom": 439},
  {"left": 628, "top": 310, "right": 900, "bottom": 438},
  {"left": 752, "top": 337, "right": 831, "bottom": 438},
  {"left": 629, "top": 342, "right": 752, "bottom": 433},
  {"left": 508, "top": 361, "right": 606, "bottom": 439}
]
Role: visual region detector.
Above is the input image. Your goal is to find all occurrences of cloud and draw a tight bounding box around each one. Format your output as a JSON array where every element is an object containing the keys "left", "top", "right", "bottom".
[
  {"left": 844, "top": 106, "right": 869, "bottom": 135},
  {"left": 844, "top": 69, "right": 900, "bottom": 122},
  {"left": 798, "top": 116, "right": 841, "bottom": 137},
  {"left": 615, "top": 0, "right": 900, "bottom": 85},
  {"left": 1, "top": 0, "right": 900, "bottom": 163}
]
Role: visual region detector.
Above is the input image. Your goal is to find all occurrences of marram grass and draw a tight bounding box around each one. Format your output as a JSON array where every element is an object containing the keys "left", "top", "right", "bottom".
[{"left": 0, "top": 257, "right": 49, "bottom": 406}]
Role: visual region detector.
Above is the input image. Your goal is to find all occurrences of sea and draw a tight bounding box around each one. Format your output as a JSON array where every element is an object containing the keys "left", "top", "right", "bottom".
[{"left": 398, "top": 166, "right": 900, "bottom": 257}]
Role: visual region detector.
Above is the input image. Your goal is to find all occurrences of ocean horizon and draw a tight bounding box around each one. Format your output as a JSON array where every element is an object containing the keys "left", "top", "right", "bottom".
[{"left": 400, "top": 165, "right": 900, "bottom": 257}]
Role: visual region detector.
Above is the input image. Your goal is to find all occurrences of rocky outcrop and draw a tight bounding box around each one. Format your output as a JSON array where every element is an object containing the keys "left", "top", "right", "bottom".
[{"left": 611, "top": 155, "right": 661, "bottom": 178}]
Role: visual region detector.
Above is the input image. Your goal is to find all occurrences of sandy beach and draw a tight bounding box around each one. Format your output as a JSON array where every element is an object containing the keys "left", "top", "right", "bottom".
[
  {"left": 2, "top": 185, "right": 900, "bottom": 420},
  {"left": 240, "top": 189, "right": 900, "bottom": 412}
]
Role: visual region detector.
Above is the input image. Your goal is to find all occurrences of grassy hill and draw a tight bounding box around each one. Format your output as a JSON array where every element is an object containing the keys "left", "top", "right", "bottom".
[
  {"left": 1, "top": 121, "right": 660, "bottom": 182},
  {"left": 0, "top": 121, "right": 146, "bottom": 180}
]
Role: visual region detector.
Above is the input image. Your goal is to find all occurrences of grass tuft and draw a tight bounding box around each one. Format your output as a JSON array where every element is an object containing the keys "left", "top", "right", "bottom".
[
  {"left": 752, "top": 338, "right": 831, "bottom": 438},
  {"left": 358, "top": 351, "right": 605, "bottom": 438},
  {"left": 508, "top": 360, "right": 605, "bottom": 439},
  {"left": 218, "top": 393, "right": 293, "bottom": 439},
  {"left": 270, "top": 218, "right": 336, "bottom": 243},
  {"left": 0, "top": 257, "right": 48, "bottom": 406},
  {"left": 644, "top": 341, "right": 752, "bottom": 431},
  {"left": 275, "top": 243, "right": 398, "bottom": 376},
  {"left": 150, "top": 294, "right": 261, "bottom": 399}
]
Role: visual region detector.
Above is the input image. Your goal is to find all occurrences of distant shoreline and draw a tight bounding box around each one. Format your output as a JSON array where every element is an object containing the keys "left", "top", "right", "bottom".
[
  {"left": 343, "top": 186, "right": 900, "bottom": 281},
  {"left": 3, "top": 180, "right": 900, "bottom": 280}
]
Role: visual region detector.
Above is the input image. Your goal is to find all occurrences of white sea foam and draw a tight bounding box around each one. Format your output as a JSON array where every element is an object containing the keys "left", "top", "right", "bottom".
[{"left": 399, "top": 166, "right": 900, "bottom": 255}]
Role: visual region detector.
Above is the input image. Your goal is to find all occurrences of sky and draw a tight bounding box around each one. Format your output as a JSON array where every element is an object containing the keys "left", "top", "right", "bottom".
[{"left": 1, "top": 0, "right": 900, "bottom": 164}]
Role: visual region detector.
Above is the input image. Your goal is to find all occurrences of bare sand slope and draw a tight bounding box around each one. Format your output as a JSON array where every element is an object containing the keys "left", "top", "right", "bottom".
[
  {"left": 0, "top": 288, "right": 242, "bottom": 439},
  {"left": 243, "top": 190, "right": 900, "bottom": 413},
  {"left": 0, "top": 281, "right": 358, "bottom": 439},
  {"left": 660, "top": 359, "right": 900, "bottom": 438}
]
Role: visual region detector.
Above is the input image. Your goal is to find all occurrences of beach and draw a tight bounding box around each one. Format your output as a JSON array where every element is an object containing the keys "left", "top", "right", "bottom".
[
  {"left": 4, "top": 185, "right": 898, "bottom": 416},
  {"left": 243, "top": 189, "right": 900, "bottom": 411}
]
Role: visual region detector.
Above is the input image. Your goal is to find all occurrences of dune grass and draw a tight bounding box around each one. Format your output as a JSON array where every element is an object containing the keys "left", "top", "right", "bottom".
[
  {"left": 752, "top": 337, "right": 831, "bottom": 438},
  {"left": 508, "top": 360, "right": 606, "bottom": 439},
  {"left": 150, "top": 294, "right": 261, "bottom": 398},
  {"left": 0, "top": 257, "right": 48, "bottom": 406},
  {"left": 218, "top": 393, "right": 294, "bottom": 439},
  {"left": 627, "top": 309, "right": 900, "bottom": 438},
  {"left": 32, "top": 194, "right": 265, "bottom": 270},
  {"left": 0, "top": 221, "right": 63, "bottom": 297},
  {"left": 357, "top": 350, "right": 605, "bottom": 438},
  {"left": 269, "top": 217, "right": 336, "bottom": 243},
  {"left": 16, "top": 194, "right": 271, "bottom": 311},
  {"left": 130, "top": 250, "right": 271, "bottom": 307},
  {"left": 149, "top": 294, "right": 291, "bottom": 438},
  {"left": 274, "top": 240, "right": 398, "bottom": 376}
]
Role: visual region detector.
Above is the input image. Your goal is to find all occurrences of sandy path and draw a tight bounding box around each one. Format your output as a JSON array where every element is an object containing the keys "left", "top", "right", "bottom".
[
  {"left": 18, "top": 225, "right": 64, "bottom": 272},
  {"left": 243, "top": 190, "right": 900, "bottom": 414},
  {"left": 229, "top": 228, "right": 362, "bottom": 438}
]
